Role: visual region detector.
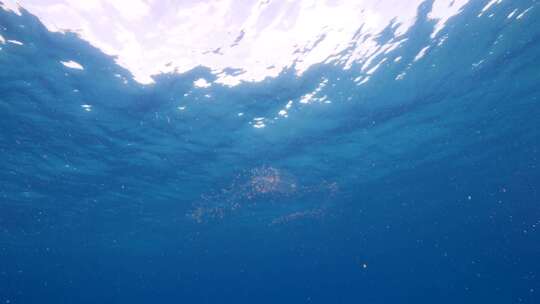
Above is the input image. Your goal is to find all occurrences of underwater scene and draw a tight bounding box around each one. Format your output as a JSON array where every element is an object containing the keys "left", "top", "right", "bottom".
[{"left": 0, "top": 0, "right": 539, "bottom": 303}]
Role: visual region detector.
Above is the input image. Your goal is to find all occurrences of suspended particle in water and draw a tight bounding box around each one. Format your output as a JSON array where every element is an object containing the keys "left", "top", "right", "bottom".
[
  {"left": 246, "top": 166, "right": 297, "bottom": 198},
  {"left": 187, "top": 165, "right": 339, "bottom": 224}
]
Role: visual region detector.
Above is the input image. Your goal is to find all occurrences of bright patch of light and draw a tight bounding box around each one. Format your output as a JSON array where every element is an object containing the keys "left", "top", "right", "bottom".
[
  {"left": 471, "top": 59, "right": 485, "bottom": 69},
  {"left": 507, "top": 9, "right": 518, "bottom": 19},
  {"left": 516, "top": 7, "right": 533, "bottom": 20},
  {"left": 414, "top": 46, "right": 430, "bottom": 62},
  {"left": 437, "top": 35, "right": 448, "bottom": 47},
  {"left": 299, "top": 79, "right": 329, "bottom": 104},
  {"left": 109, "top": 0, "right": 149, "bottom": 21},
  {"left": 193, "top": 78, "right": 211, "bottom": 88},
  {"left": 429, "top": 0, "right": 469, "bottom": 38},
  {"left": 356, "top": 77, "right": 370, "bottom": 86},
  {"left": 7, "top": 0, "right": 471, "bottom": 85},
  {"left": 300, "top": 93, "right": 314, "bottom": 104},
  {"left": 81, "top": 104, "right": 92, "bottom": 111},
  {"left": 366, "top": 58, "right": 387, "bottom": 75},
  {"left": 395, "top": 72, "right": 406, "bottom": 81},
  {"left": 0, "top": 0, "right": 21, "bottom": 14},
  {"left": 478, "top": 0, "right": 502, "bottom": 17},
  {"left": 252, "top": 117, "right": 266, "bottom": 129},
  {"left": 7, "top": 39, "right": 23, "bottom": 45},
  {"left": 61, "top": 60, "right": 84, "bottom": 70}
]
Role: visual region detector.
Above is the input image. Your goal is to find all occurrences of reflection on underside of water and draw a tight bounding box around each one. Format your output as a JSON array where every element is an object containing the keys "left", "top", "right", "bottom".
[{"left": 188, "top": 166, "right": 339, "bottom": 225}]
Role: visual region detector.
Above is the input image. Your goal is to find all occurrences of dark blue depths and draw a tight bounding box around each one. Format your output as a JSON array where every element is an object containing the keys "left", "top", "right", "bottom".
[{"left": 1, "top": 1, "right": 540, "bottom": 303}]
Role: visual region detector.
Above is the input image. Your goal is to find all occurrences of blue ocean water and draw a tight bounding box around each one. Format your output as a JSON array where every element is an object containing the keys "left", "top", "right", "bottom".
[{"left": 1, "top": 1, "right": 540, "bottom": 303}]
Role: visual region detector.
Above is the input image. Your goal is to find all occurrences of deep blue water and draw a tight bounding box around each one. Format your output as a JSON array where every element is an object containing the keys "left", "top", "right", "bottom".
[{"left": 1, "top": 1, "right": 540, "bottom": 303}]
